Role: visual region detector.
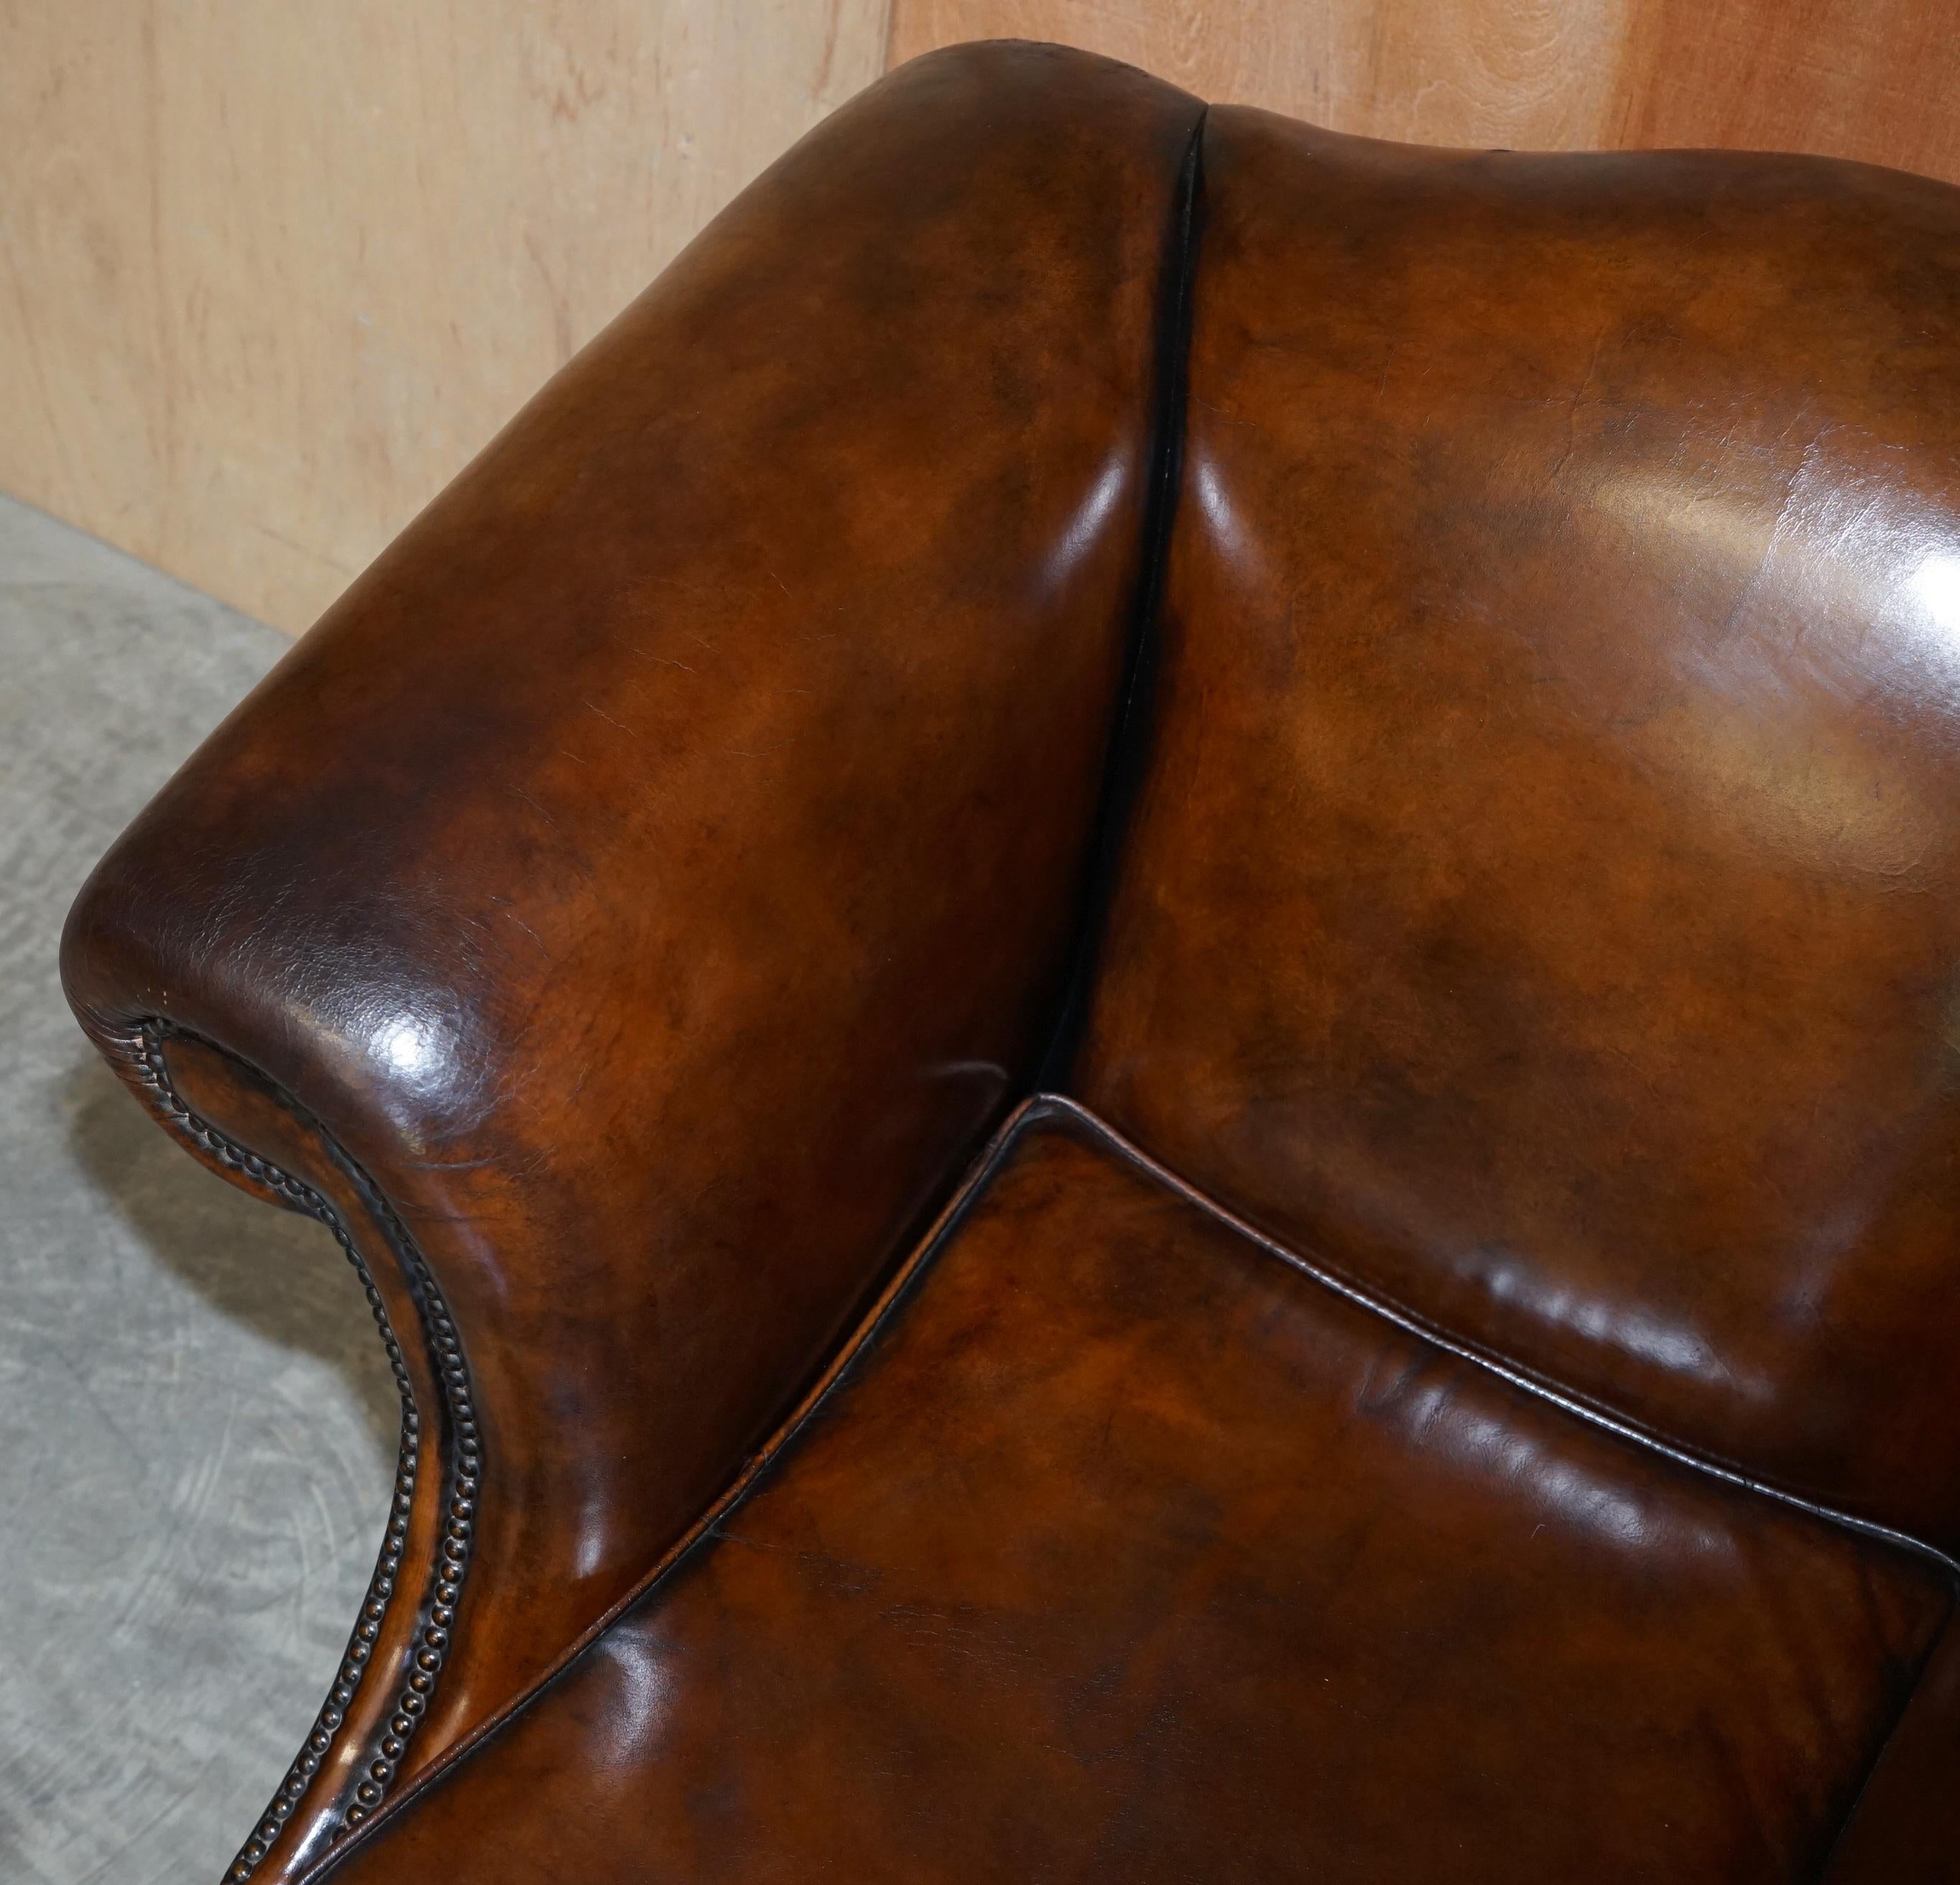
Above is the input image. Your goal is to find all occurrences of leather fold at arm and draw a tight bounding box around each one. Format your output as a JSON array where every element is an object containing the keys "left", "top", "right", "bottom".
[{"left": 60, "top": 38, "right": 1204, "bottom": 1872}]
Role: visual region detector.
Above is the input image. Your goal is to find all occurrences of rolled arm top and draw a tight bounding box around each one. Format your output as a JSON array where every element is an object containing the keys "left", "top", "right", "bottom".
[{"left": 61, "top": 40, "right": 1204, "bottom": 1869}]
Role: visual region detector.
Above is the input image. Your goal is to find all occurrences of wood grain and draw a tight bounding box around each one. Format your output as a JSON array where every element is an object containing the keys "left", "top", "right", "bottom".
[
  {"left": 891, "top": 2, "right": 1632, "bottom": 149},
  {"left": 889, "top": 1, "right": 1960, "bottom": 177},
  {"left": 1618, "top": 0, "right": 1960, "bottom": 180},
  {"left": 0, "top": 1, "right": 889, "bottom": 633},
  {"left": 8, "top": 2, "right": 1954, "bottom": 633}
]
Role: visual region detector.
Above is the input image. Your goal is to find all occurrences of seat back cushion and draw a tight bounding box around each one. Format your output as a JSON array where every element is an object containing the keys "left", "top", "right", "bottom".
[{"left": 1074, "top": 105, "right": 1960, "bottom": 1551}]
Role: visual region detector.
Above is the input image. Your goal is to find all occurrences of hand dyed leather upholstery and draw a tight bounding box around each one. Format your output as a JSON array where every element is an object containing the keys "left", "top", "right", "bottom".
[{"left": 61, "top": 37, "right": 1960, "bottom": 1885}]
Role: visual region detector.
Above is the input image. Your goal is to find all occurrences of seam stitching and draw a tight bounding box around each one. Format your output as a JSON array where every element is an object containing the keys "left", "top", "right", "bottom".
[
  {"left": 298, "top": 1093, "right": 1055, "bottom": 1882},
  {"left": 1080, "top": 1096, "right": 1959, "bottom": 1879},
  {"left": 106, "top": 1019, "right": 481, "bottom": 1876},
  {"left": 1053, "top": 1095, "right": 1960, "bottom": 1581},
  {"left": 296, "top": 1090, "right": 1957, "bottom": 1874}
]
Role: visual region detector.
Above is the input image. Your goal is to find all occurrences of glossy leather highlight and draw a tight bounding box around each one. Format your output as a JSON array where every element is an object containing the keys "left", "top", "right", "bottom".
[
  {"left": 58, "top": 39, "right": 1960, "bottom": 1883},
  {"left": 323, "top": 1107, "right": 1949, "bottom": 1884},
  {"left": 1078, "top": 104, "right": 1960, "bottom": 1552},
  {"left": 60, "top": 39, "right": 1202, "bottom": 1870}
]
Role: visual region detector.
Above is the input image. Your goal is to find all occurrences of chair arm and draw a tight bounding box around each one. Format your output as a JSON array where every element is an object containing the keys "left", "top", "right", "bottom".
[{"left": 60, "top": 40, "right": 1203, "bottom": 1879}]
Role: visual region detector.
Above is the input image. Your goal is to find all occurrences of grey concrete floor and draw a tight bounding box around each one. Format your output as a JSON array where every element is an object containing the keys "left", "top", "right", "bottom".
[{"left": 1, "top": 496, "right": 397, "bottom": 1884}]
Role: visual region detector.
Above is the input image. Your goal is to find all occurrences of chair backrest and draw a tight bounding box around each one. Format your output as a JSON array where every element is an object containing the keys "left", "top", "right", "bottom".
[{"left": 1074, "top": 105, "right": 1960, "bottom": 1553}]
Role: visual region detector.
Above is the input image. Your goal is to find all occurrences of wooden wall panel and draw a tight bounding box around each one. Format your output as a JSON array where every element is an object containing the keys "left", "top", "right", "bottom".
[
  {"left": 889, "top": 1, "right": 1960, "bottom": 182},
  {"left": 892, "top": 2, "right": 1633, "bottom": 150},
  {"left": 1619, "top": 0, "right": 1960, "bottom": 182},
  {"left": 0, "top": 2, "right": 889, "bottom": 633},
  {"left": 6, "top": 2, "right": 1951, "bottom": 634}
]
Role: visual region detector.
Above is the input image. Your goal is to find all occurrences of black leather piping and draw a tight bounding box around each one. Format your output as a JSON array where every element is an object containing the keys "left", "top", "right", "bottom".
[
  {"left": 300, "top": 1091, "right": 1955, "bottom": 1879},
  {"left": 1062, "top": 1098, "right": 1960, "bottom": 1583},
  {"left": 1036, "top": 104, "right": 1208, "bottom": 1092},
  {"left": 297, "top": 1091, "right": 1050, "bottom": 1881},
  {"left": 102, "top": 93, "right": 1951, "bottom": 1875},
  {"left": 88, "top": 114, "right": 1211, "bottom": 1876},
  {"left": 101, "top": 1018, "right": 482, "bottom": 1879},
  {"left": 1074, "top": 1100, "right": 1958, "bottom": 1883}
]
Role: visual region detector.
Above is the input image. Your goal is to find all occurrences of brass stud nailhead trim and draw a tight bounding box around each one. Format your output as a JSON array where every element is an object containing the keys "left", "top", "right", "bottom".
[{"left": 111, "top": 1021, "right": 480, "bottom": 1881}]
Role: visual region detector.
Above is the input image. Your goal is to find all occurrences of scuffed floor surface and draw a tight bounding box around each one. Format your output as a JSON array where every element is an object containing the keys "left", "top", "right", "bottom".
[{"left": 0, "top": 496, "right": 396, "bottom": 1884}]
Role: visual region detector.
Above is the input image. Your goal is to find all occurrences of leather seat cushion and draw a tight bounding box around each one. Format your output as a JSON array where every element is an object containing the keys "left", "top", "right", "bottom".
[{"left": 331, "top": 1104, "right": 1950, "bottom": 1884}]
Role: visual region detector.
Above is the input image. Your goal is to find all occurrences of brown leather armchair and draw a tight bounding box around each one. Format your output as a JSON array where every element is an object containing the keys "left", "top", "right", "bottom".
[{"left": 62, "top": 39, "right": 1960, "bottom": 1883}]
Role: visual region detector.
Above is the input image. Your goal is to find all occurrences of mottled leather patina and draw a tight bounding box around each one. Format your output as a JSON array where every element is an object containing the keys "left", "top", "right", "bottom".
[{"left": 64, "top": 38, "right": 1960, "bottom": 1883}]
